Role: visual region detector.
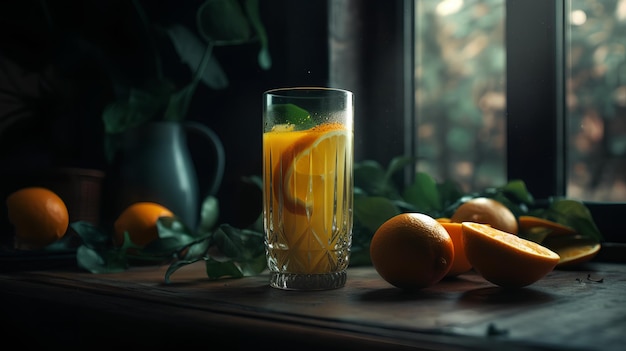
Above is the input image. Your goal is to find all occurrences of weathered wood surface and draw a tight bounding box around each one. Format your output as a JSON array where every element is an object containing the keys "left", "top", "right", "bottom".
[{"left": 1, "top": 262, "right": 625, "bottom": 350}]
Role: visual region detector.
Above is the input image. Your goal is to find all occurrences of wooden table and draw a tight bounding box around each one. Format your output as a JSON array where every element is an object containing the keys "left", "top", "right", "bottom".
[{"left": 1, "top": 260, "right": 624, "bottom": 350}]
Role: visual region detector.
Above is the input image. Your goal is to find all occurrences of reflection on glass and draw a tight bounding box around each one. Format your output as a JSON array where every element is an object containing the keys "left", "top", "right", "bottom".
[
  {"left": 566, "top": 0, "right": 626, "bottom": 202},
  {"left": 414, "top": 0, "right": 506, "bottom": 193}
]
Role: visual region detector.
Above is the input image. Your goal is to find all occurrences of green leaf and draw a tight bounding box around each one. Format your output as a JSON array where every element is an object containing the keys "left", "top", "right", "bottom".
[
  {"left": 237, "top": 253, "right": 267, "bottom": 276},
  {"left": 165, "top": 258, "right": 204, "bottom": 284},
  {"left": 542, "top": 199, "right": 604, "bottom": 242},
  {"left": 181, "top": 236, "right": 212, "bottom": 260},
  {"left": 197, "top": 0, "right": 253, "bottom": 44},
  {"left": 102, "top": 101, "right": 149, "bottom": 134},
  {"left": 131, "top": 216, "right": 198, "bottom": 257},
  {"left": 43, "top": 234, "right": 76, "bottom": 252},
  {"left": 384, "top": 155, "right": 415, "bottom": 183},
  {"left": 403, "top": 172, "right": 441, "bottom": 215},
  {"left": 354, "top": 160, "right": 400, "bottom": 198},
  {"left": 257, "top": 47, "right": 272, "bottom": 71},
  {"left": 166, "top": 25, "right": 228, "bottom": 90},
  {"left": 198, "top": 195, "right": 220, "bottom": 234},
  {"left": 243, "top": 0, "right": 272, "bottom": 70},
  {"left": 163, "top": 237, "right": 211, "bottom": 283},
  {"left": 265, "top": 103, "right": 313, "bottom": 128},
  {"left": 212, "top": 225, "right": 265, "bottom": 259},
  {"left": 102, "top": 82, "right": 175, "bottom": 134},
  {"left": 499, "top": 179, "right": 534, "bottom": 205},
  {"left": 76, "top": 246, "right": 128, "bottom": 274},
  {"left": 70, "top": 221, "right": 110, "bottom": 249},
  {"left": 437, "top": 179, "right": 464, "bottom": 210},
  {"left": 204, "top": 258, "right": 244, "bottom": 280},
  {"left": 119, "top": 232, "right": 145, "bottom": 251},
  {"left": 163, "top": 81, "right": 198, "bottom": 122},
  {"left": 354, "top": 196, "right": 401, "bottom": 233},
  {"left": 157, "top": 216, "right": 192, "bottom": 238}
]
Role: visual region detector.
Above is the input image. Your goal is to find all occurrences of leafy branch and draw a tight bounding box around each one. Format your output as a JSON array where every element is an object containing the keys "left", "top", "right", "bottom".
[
  {"left": 57, "top": 156, "right": 603, "bottom": 281},
  {"left": 102, "top": 0, "right": 271, "bottom": 161},
  {"left": 350, "top": 156, "right": 604, "bottom": 266},
  {"left": 68, "top": 193, "right": 266, "bottom": 283}
]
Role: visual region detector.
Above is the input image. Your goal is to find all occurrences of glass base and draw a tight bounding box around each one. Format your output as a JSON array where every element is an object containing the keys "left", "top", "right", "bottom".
[{"left": 269, "top": 271, "right": 347, "bottom": 291}]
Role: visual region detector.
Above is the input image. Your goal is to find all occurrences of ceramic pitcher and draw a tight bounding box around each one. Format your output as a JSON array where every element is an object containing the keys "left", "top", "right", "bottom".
[{"left": 106, "top": 121, "right": 224, "bottom": 230}]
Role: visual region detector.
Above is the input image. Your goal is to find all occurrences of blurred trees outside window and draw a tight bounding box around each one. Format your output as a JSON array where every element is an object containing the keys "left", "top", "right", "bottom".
[
  {"left": 414, "top": 0, "right": 506, "bottom": 194},
  {"left": 566, "top": 0, "right": 626, "bottom": 201},
  {"left": 414, "top": 0, "right": 626, "bottom": 203}
]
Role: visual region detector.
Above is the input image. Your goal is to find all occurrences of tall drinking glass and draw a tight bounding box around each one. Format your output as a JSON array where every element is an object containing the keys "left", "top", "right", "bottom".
[{"left": 263, "top": 87, "right": 354, "bottom": 290}]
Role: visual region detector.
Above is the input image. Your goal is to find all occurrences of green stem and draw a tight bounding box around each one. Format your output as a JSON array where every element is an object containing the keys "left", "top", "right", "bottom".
[{"left": 180, "top": 41, "right": 215, "bottom": 119}]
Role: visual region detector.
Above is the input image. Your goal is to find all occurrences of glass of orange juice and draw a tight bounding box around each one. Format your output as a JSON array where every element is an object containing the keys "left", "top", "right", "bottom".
[{"left": 263, "top": 87, "right": 354, "bottom": 290}]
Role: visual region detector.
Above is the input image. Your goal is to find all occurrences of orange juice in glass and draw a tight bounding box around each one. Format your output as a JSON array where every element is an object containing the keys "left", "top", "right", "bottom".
[{"left": 263, "top": 87, "right": 354, "bottom": 290}]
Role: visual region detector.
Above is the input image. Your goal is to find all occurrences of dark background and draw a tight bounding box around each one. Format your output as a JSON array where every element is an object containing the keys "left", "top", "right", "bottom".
[
  {"left": 0, "top": 0, "right": 334, "bottom": 235},
  {"left": 0, "top": 0, "right": 408, "bottom": 240}
]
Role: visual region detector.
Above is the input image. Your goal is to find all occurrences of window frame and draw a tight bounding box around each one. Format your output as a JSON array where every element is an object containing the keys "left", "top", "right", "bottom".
[
  {"left": 329, "top": 0, "right": 624, "bottom": 243},
  {"left": 505, "top": 0, "right": 624, "bottom": 243},
  {"left": 506, "top": 0, "right": 565, "bottom": 199}
]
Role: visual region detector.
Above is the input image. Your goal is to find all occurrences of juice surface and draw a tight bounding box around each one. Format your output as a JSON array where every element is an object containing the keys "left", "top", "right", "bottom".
[{"left": 263, "top": 122, "right": 353, "bottom": 274}]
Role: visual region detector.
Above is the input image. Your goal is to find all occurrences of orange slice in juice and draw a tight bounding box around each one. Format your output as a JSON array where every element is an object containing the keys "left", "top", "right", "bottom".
[{"left": 273, "top": 122, "right": 347, "bottom": 215}]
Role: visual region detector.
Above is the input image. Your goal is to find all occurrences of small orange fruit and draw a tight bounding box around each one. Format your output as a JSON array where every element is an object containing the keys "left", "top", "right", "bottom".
[
  {"left": 440, "top": 222, "right": 472, "bottom": 277},
  {"left": 462, "top": 222, "right": 560, "bottom": 288},
  {"left": 6, "top": 187, "right": 69, "bottom": 250},
  {"left": 113, "top": 202, "right": 174, "bottom": 247},
  {"left": 451, "top": 197, "right": 518, "bottom": 234},
  {"left": 370, "top": 213, "right": 454, "bottom": 290}
]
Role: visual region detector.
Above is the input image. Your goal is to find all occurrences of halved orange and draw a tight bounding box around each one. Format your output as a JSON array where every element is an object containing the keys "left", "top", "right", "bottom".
[
  {"left": 518, "top": 215, "right": 577, "bottom": 236},
  {"left": 273, "top": 122, "right": 348, "bottom": 215},
  {"left": 555, "top": 243, "right": 601, "bottom": 268},
  {"left": 462, "top": 222, "right": 560, "bottom": 288},
  {"left": 541, "top": 235, "right": 601, "bottom": 268}
]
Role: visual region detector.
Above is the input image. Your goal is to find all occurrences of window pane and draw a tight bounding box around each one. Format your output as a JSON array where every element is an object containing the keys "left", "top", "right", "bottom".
[
  {"left": 414, "top": 0, "right": 506, "bottom": 193},
  {"left": 566, "top": 0, "right": 626, "bottom": 202}
]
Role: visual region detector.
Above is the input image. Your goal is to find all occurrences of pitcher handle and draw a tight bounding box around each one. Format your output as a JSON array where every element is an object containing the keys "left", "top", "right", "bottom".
[{"left": 183, "top": 121, "right": 225, "bottom": 197}]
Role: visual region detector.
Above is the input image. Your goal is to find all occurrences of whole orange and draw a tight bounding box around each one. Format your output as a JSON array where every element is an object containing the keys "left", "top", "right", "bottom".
[
  {"left": 370, "top": 213, "right": 454, "bottom": 290},
  {"left": 450, "top": 197, "right": 518, "bottom": 234},
  {"left": 6, "top": 187, "right": 69, "bottom": 250},
  {"left": 440, "top": 222, "right": 472, "bottom": 277},
  {"left": 113, "top": 202, "right": 174, "bottom": 247}
]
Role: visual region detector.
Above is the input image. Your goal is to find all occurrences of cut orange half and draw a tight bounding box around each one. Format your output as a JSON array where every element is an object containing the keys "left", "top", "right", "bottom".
[
  {"left": 518, "top": 215, "right": 577, "bottom": 236},
  {"left": 462, "top": 222, "right": 560, "bottom": 288},
  {"left": 273, "top": 122, "right": 348, "bottom": 215},
  {"left": 541, "top": 235, "right": 601, "bottom": 268},
  {"left": 555, "top": 243, "right": 601, "bottom": 268}
]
